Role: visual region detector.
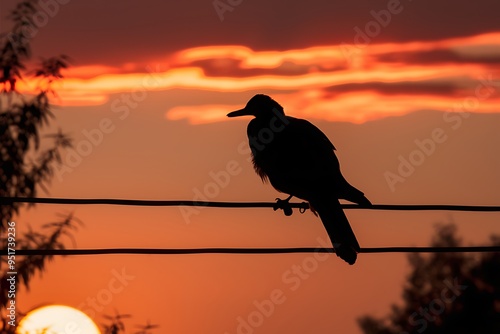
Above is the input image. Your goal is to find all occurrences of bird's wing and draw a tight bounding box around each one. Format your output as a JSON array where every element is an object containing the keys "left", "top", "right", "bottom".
[
  {"left": 288, "top": 117, "right": 336, "bottom": 151},
  {"left": 287, "top": 118, "right": 370, "bottom": 204},
  {"left": 253, "top": 116, "right": 343, "bottom": 198},
  {"left": 282, "top": 117, "right": 341, "bottom": 175}
]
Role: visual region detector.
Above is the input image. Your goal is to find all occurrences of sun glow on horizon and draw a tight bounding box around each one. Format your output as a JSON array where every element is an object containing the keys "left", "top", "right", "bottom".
[{"left": 17, "top": 305, "right": 101, "bottom": 334}]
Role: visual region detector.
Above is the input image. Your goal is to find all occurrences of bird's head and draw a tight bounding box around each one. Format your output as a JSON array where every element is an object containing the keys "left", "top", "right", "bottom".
[{"left": 227, "top": 94, "right": 284, "bottom": 119}]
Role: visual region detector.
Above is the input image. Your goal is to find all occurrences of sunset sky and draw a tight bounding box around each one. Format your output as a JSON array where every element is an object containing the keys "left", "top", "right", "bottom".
[{"left": 2, "top": 0, "right": 500, "bottom": 333}]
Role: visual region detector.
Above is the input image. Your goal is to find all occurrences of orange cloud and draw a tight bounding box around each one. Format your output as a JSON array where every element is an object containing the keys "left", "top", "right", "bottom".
[
  {"left": 165, "top": 89, "right": 500, "bottom": 124},
  {"left": 173, "top": 45, "right": 347, "bottom": 69},
  {"left": 12, "top": 31, "right": 500, "bottom": 122}
]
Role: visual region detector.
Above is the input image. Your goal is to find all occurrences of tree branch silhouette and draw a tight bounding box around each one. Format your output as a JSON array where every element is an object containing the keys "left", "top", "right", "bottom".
[
  {"left": 358, "top": 223, "right": 500, "bottom": 334},
  {"left": 0, "top": 1, "right": 75, "bottom": 332}
]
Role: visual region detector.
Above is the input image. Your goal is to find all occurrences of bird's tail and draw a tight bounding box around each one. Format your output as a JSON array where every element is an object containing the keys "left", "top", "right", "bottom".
[
  {"left": 309, "top": 197, "right": 360, "bottom": 265},
  {"left": 342, "top": 183, "right": 372, "bottom": 207}
]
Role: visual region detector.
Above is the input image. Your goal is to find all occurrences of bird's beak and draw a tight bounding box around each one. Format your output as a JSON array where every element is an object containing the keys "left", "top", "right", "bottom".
[{"left": 227, "top": 108, "right": 251, "bottom": 117}]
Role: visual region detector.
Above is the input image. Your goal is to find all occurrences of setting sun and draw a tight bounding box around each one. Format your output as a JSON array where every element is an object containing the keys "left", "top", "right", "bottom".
[{"left": 17, "top": 305, "right": 100, "bottom": 334}]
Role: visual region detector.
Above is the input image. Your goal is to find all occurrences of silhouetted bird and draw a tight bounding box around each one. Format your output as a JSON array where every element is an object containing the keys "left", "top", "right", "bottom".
[{"left": 227, "top": 94, "right": 371, "bottom": 265}]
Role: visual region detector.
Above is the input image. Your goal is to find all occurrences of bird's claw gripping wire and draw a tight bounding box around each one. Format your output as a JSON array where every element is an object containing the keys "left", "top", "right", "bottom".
[
  {"left": 273, "top": 195, "right": 293, "bottom": 216},
  {"left": 298, "top": 204, "right": 309, "bottom": 214},
  {"left": 273, "top": 196, "right": 311, "bottom": 216}
]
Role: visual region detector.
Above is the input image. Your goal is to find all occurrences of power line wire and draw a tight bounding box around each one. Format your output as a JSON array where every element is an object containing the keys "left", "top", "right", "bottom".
[
  {"left": 2, "top": 246, "right": 500, "bottom": 256},
  {"left": 2, "top": 197, "right": 499, "bottom": 256},
  {"left": 1, "top": 197, "right": 500, "bottom": 211}
]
